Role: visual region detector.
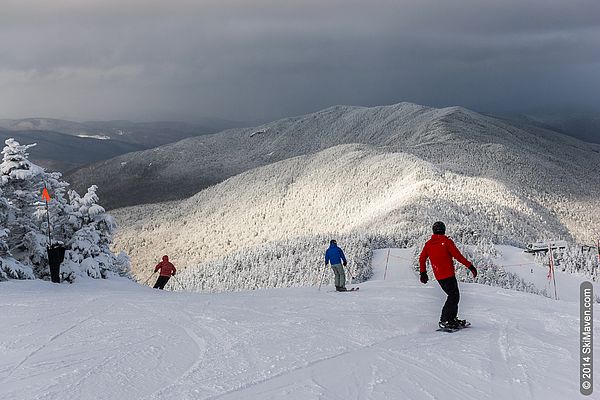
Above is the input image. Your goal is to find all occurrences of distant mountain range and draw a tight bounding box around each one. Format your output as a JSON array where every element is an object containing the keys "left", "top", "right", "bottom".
[
  {"left": 103, "top": 103, "right": 600, "bottom": 277},
  {"left": 0, "top": 129, "right": 143, "bottom": 172},
  {"left": 0, "top": 117, "right": 247, "bottom": 172},
  {"left": 67, "top": 103, "right": 600, "bottom": 210}
]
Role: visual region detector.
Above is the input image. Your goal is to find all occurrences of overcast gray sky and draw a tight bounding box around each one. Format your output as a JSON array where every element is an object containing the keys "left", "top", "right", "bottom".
[{"left": 1, "top": 0, "right": 599, "bottom": 122}]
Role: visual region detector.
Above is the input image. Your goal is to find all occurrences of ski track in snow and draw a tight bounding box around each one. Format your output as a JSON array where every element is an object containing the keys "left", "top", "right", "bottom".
[
  {"left": 2, "top": 314, "right": 94, "bottom": 384},
  {"left": 205, "top": 328, "right": 429, "bottom": 400},
  {"left": 0, "top": 247, "right": 598, "bottom": 400}
]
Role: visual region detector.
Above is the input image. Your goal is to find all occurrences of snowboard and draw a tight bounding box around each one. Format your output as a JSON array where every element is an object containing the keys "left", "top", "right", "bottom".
[
  {"left": 329, "top": 287, "right": 359, "bottom": 293},
  {"left": 436, "top": 320, "right": 470, "bottom": 333},
  {"left": 436, "top": 327, "right": 460, "bottom": 333}
]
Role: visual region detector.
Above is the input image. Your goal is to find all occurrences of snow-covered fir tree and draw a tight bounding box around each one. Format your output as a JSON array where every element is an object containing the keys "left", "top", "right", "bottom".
[
  {"left": 0, "top": 138, "right": 54, "bottom": 275},
  {"left": 0, "top": 184, "right": 34, "bottom": 280},
  {"left": 0, "top": 139, "right": 130, "bottom": 282},
  {"left": 61, "top": 185, "right": 130, "bottom": 281}
]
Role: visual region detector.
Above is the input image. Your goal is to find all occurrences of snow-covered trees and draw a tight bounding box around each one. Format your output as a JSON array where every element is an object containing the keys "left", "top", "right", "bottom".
[
  {"left": 61, "top": 185, "right": 129, "bottom": 281},
  {"left": 0, "top": 184, "right": 34, "bottom": 280},
  {"left": 175, "top": 233, "right": 382, "bottom": 292},
  {"left": 0, "top": 139, "right": 130, "bottom": 282},
  {"left": 114, "top": 142, "right": 578, "bottom": 281},
  {"left": 0, "top": 139, "right": 51, "bottom": 274}
]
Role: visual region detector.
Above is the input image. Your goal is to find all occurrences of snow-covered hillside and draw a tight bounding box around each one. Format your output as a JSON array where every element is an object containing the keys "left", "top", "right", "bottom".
[
  {"left": 1, "top": 250, "right": 596, "bottom": 400},
  {"left": 66, "top": 103, "right": 600, "bottom": 209},
  {"left": 113, "top": 140, "right": 599, "bottom": 281},
  {"left": 80, "top": 102, "right": 598, "bottom": 290}
]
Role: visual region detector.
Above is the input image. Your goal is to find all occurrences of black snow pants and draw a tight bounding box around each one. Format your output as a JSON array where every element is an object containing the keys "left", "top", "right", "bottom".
[
  {"left": 153, "top": 275, "right": 170, "bottom": 290},
  {"left": 438, "top": 275, "right": 460, "bottom": 322}
]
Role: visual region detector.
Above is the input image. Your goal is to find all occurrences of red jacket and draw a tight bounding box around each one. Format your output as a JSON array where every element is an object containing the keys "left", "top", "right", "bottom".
[
  {"left": 155, "top": 256, "right": 176, "bottom": 277},
  {"left": 419, "top": 235, "right": 471, "bottom": 281}
]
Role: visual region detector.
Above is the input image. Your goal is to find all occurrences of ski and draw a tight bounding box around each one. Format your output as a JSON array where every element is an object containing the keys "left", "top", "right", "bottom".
[
  {"left": 436, "top": 327, "right": 460, "bottom": 333},
  {"left": 436, "top": 320, "right": 471, "bottom": 332},
  {"left": 329, "top": 287, "right": 359, "bottom": 293}
]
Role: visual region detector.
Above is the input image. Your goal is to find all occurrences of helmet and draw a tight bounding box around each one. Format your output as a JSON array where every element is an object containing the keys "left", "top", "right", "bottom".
[{"left": 432, "top": 221, "right": 446, "bottom": 235}]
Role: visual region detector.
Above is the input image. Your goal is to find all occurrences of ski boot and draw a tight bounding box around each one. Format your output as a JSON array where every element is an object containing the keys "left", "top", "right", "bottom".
[{"left": 453, "top": 317, "right": 471, "bottom": 328}]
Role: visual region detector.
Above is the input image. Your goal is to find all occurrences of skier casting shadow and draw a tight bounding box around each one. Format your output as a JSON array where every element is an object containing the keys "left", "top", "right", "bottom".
[
  {"left": 325, "top": 239, "right": 349, "bottom": 292},
  {"left": 153, "top": 255, "right": 177, "bottom": 290},
  {"left": 419, "top": 222, "right": 477, "bottom": 330}
]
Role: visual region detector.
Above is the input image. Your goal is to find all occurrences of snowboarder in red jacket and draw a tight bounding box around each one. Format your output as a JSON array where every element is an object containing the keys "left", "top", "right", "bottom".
[
  {"left": 153, "top": 255, "right": 176, "bottom": 290},
  {"left": 419, "top": 221, "right": 477, "bottom": 329}
]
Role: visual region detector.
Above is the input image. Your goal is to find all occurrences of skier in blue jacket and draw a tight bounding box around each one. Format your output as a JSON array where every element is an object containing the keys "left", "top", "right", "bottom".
[{"left": 325, "top": 239, "right": 348, "bottom": 291}]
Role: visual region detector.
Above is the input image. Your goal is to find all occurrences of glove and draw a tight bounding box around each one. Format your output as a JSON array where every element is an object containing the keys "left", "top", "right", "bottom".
[
  {"left": 343, "top": 261, "right": 348, "bottom": 267},
  {"left": 419, "top": 272, "right": 428, "bottom": 284},
  {"left": 468, "top": 265, "right": 477, "bottom": 278}
]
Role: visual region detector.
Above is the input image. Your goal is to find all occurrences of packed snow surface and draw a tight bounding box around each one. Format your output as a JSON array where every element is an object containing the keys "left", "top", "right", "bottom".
[{"left": 1, "top": 248, "right": 597, "bottom": 399}]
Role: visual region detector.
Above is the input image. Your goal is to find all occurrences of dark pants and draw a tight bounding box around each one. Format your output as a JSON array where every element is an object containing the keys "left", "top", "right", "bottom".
[
  {"left": 153, "top": 275, "right": 170, "bottom": 290},
  {"left": 438, "top": 276, "right": 460, "bottom": 322}
]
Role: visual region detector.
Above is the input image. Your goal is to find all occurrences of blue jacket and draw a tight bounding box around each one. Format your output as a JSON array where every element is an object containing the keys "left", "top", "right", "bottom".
[{"left": 325, "top": 244, "right": 347, "bottom": 266}]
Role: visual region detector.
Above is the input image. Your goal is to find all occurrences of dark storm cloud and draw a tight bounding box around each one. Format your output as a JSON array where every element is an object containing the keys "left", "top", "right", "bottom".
[{"left": 1, "top": 0, "right": 599, "bottom": 122}]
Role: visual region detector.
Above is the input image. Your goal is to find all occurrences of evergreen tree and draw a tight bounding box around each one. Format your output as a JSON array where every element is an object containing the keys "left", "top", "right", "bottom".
[
  {"left": 62, "top": 185, "right": 129, "bottom": 281},
  {"left": 0, "top": 138, "right": 130, "bottom": 281},
  {"left": 0, "top": 139, "right": 48, "bottom": 273},
  {"left": 0, "top": 185, "right": 34, "bottom": 280}
]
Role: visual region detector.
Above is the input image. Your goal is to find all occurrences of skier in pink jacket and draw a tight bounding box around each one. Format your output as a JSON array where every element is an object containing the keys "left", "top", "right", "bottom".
[{"left": 153, "top": 255, "right": 176, "bottom": 290}]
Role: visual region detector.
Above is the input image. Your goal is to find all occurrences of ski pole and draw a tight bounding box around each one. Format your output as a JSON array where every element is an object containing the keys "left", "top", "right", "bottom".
[
  {"left": 172, "top": 275, "right": 186, "bottom": 291},
  {"left": 318, "top": 265, "right": 327, "bottom": 291},
  {"left": 345, "top": 263, "right": 355, "bottom": 285},
  {"left": 143, "top": 271, "right": 157, "bottom": 285}
]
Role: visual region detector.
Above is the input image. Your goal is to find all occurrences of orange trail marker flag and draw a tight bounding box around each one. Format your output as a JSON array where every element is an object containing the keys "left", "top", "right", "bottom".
[
  {"left": 42, "top": 187, "right": 51, "bottom": 202},
  {"left": 42, "top": 186, "right": 52, "bottom": 246}
]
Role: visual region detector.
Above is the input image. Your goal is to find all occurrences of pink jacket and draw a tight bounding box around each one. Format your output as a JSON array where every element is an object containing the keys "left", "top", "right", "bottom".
[{"left": 154, "top": 256, "right": 176, "bottom": 277}]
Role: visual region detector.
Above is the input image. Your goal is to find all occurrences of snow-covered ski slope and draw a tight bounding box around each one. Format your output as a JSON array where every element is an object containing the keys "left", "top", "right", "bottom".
[
  {"left": 2, "top": 248, "right": 597, "bottom": 400},
  {"left": 493, "top": 245, "right": 600, "bottom": 302}
]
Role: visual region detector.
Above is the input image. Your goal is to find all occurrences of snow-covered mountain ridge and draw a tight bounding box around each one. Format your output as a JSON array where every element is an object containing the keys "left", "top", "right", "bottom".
[
  {"left": 113, "top": 136, "right": 599, "bottom": 281},
  {"left": 68, "top": 102, "right": 600, "bottom": 209},
  {"left": 109, "top": 103, "right": 600, "bottom": 283}
]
